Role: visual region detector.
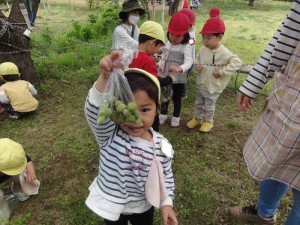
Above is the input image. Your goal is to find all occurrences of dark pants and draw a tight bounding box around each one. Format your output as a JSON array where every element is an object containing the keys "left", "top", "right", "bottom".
[
  {"left": 161, "top": 83, "right": 184, "bottom": 117},
  {"left": 104, "top": 207, "right": 154, "bottom": 225},
  {"left": 2, "top": 103, "right": 33, "bottom": 119},
  {"left": 152, "top": 114, "right": 159, "bottom": 132}
]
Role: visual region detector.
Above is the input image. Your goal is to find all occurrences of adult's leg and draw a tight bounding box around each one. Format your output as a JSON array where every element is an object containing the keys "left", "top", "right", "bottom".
[
  {"left": 129, "top": 207, "right": 154, "bottom": 225},
  {"left": 258, "top": 179, "right": 289, "bottom": 218},
  {"left": 285, "top": 188, "right": 300, "bottom": 225}
]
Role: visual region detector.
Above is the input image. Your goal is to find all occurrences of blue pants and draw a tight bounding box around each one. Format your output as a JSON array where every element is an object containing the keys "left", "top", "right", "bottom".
[{"left": 258, "top": 179, "right": 300, "bottom": 225}]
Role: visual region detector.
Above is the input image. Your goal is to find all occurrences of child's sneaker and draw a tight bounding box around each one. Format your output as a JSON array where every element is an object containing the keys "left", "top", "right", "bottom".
[
  {"left": 159, "top": 114, "right": 168, "bottom": 125},
  {"left": 229, "top": 205, "right": 276, "bottom": 225},
  {"left": 186, "top": 118, "right": 202, "bottom": 128},
  {"left": 171, "top": 117, "right": 180, "bottom": 127},
  {"left": 199, "top": 121, "right": 213, "bottom": 132},
  {"left": 8, "top": 115, "right": 20, "bottom": 120}
]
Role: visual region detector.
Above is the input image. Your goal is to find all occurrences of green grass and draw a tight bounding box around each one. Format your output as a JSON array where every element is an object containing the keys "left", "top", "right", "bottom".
[{"left": 0, "top": 0, "right": 294, "bottom": 224}]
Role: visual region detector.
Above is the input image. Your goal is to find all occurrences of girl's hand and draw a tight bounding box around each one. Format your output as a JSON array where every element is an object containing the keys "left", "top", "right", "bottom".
[
  {"left": 195, "top": 63, "right": 202, "bottom": 71},
  {"left": 95, "top": 51, "right": 124, "bottom": 92},
  {"left": 162, "top": 205, "right": 178, "bottom": 225},
  {"left": 168, "top": 66, "right": 182, "bottom": 73},
  {"left": 25, "top": 172, "right": 36, "bottom": 183},
  {"left": 170, "top": 75, "right": 176, "bottom": 82},
  {"left": 236, "top": 92, "right": 252, "bottom": 111},
  {"left": 99, "top": 51, "right": 124, "bottom": 79},
  {"left": 25, "top": 162, "right": 37, "bottom": 183},
  {"left": 212, "top": 69, "right": 220, "bottom": 78}
]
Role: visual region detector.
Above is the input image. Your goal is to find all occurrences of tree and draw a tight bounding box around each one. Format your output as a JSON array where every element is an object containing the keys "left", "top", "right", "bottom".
[
  {"left": 139, "top": 0, "right": 152, "bottom": 19},
  {"left": 0, "top": 0, "right": 40, "bottom": 85},
  {"left": 169, "top": 0, "right": 180, "bottom": 16},
  {"left": 248, "top": 0, "right": 255, "bottom": 6}
]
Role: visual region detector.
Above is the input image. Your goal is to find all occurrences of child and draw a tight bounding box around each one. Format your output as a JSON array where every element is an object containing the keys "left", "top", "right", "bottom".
[
  {"left": 129, "top": 20, "right": 174, "bottom": 131},
  {"left": 0, "top": 138, "right": 40, "bottom": 202},
  {"left": 158, "top": 12, "right": 194, "bottom": 127},
  {"left": 112, "top": 0, "right": 145, "bottom": 51},
  {"left": 186, "top": 9, "right": 242, "bottom": 132},
  {"left": 0, "top": 62, "right": 38, "bottom": 120},
  {"left": 84, "top": 51, "right": 178, "bottom": 225},
  {"left": 179, "top": 7, "right": 196, "bottom": 99}
]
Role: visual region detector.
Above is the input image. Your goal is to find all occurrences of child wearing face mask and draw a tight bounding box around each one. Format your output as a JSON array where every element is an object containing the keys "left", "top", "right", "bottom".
[
  {"left": 84, "top": 51, "right": 178, "bottom": 225},
  {"left": 112, "top": 0, "right": 145, "bottom": 51},
  {"left": 186, "top": 8, "right": 242, "bottom": 132},
  {"left": 158, "top": 12, "right": 194, "bottom": 127}
]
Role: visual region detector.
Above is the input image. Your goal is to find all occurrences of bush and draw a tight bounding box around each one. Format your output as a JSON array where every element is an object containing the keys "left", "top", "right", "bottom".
[{"left": 66, "top": 7, "right": 120, "bottom": 41}]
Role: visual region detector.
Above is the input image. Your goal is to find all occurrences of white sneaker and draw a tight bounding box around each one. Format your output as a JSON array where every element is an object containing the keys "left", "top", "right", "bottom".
[
  {"left": 171, "top": 117, "right": 180, "bottom": 127},
  {"left": 159, "top": 114, "right": 168, "bottom": 124}
]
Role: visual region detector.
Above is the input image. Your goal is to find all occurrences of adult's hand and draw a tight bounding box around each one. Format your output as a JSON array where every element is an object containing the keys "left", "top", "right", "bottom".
[{"left": 237, "top": 92, "right": 252, "bottom": 111}]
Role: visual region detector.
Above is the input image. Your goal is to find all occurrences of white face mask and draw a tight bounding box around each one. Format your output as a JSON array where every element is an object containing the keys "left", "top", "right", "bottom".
[{"left": 128, "top": 15, "right": 140, "bottom": 25}]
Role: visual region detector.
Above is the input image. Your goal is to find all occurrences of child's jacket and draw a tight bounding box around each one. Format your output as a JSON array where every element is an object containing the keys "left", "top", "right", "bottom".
[
  {"left": 158, "top": 41, "right": 194, "bottom": 84},
  {"left": 0, "top": 80, "right": 38, "bottom": 112},
  {"left": 195, "top": 44, "right": 242, "bottom": 94}
]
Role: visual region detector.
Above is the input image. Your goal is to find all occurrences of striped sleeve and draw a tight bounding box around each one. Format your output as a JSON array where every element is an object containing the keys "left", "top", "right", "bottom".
[
  {"left": 84, "top": 85, "right": 116, "bottom": 145},
  {"left": 239, "top": 0, "right": 300, "bottom": 99}
]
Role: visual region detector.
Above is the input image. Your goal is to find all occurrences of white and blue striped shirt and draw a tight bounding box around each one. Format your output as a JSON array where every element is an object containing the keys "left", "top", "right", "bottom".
[
  {"left": 240, "top": 0, "right": 300, "bottom": 98},
  {"left": 84, "top": 85, "right": 175, "bottom": 210}
]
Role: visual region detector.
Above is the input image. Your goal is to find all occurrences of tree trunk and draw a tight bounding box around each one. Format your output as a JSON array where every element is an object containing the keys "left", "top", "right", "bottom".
[
  {"left": 169, "top": 0, "right": 180, "bottom": 16},
  {"left": 248, "top": 0, "right": 254, "bottom": 6},
  {"left": 0, "top": 0, "right": 40, "bottom": 85}
]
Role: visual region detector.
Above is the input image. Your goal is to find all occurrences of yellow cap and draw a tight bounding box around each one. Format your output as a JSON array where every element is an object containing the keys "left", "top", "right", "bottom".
[
  {"left": 0, "top": 62, "right": 19, "bottom": 76},
  {"left": 139, "top": 21, "right": 165, "bottom": 44},
  {"left": 0, "top": 138, "right": 27, "bottom": 176},
  {"left": 125, "top": 68, "right": 161, "bottom": 102}
]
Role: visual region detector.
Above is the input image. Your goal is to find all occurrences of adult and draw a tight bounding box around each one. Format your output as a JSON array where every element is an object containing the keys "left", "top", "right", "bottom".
[
  {"left": 229, "top": 2, "right": 300, "bottom": 225},
  {"left": 112, "top": 0, "right": 145, "bottom": 51}
]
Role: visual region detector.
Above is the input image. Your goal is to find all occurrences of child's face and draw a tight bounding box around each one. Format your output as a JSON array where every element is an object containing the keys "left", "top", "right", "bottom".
[
  {"left": 169, "top": 33, "right": 184, "bottom": 45},
  {"left": 202, "top": 34, "right": 222, "bottom": 50},
  {"left": 120, "top": 90, "right": 157, "bottom": 140},
  {"left": 148, "top": 41, "right": 165, "bottom": 55}
]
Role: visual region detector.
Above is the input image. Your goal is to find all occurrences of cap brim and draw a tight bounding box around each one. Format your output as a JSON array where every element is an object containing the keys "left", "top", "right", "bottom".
[
  {"left": 1, "top": 157, "right": 27, "bottom": 176},
  {"left": 119, "top": 8, "right": 145, "bottom": 19},
  {"left": 124, "top": 68, "right": 161, "bottom": 102}
]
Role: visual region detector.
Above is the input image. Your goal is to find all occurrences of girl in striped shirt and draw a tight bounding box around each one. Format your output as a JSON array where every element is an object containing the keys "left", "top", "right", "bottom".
[{"left": 84, "top": 51, "right": 178, "bottom": 225}]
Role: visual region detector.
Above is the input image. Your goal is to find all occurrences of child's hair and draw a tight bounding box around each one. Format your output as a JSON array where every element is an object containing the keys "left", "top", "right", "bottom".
[
  {"left": 138, "top": 34, "right": 164, "bottom": 46},
  {"left": 2, "top": 75, "right": 20, "bottom": 82},
  {"left": 205, "top": 33, "right": 223, "bottom": 37},
  {"left": 167, "top": 32, "right": 190, "bottom": 44},
  {"left": 124, "top": 69, "right": 160, "bottom": 110}
]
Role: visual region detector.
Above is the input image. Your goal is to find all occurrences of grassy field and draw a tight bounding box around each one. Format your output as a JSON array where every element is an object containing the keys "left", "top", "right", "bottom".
[{"left": 0, "top": 0, "right": 294, "bottom": 224}]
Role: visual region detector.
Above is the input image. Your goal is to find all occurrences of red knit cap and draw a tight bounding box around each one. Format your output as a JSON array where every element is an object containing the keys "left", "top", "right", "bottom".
[
  {"left": 200, "top": 17, "right": 225, "bottom": 34},
  {"left": 209, "top": 7, "right": 220, "bottom": 17},
  {"left": 183, "top": 0, "right": 189, "bottom": 8},
  {"left": 180, "top": 8, "right": 196, "bottom": 26},
  {"left": 168, "top": 12, "right": 189, "bottom": 35}
]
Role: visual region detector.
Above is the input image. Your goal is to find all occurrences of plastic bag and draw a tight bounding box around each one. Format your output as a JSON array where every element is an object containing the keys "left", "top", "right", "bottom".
[
  {"left": 97, "top": 49, "right": 142, "bottom": 125},
  {"left": 0, "top": 190, "right": 11, "bottom": 223}
]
